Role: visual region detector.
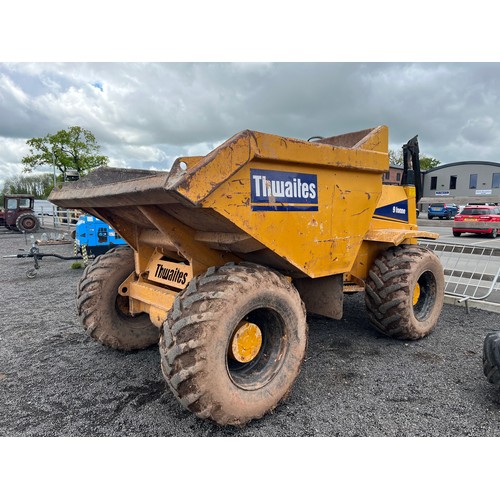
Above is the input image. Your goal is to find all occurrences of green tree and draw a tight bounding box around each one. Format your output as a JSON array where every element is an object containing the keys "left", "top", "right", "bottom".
[
  {"left": 389, "top": 148, "right": 440, "bottom": 170},
  {"left": 21, "top": 126, "right": 108, "bottom": 179},
  {"left": 389, "top": 148, "right": 404, "bottom": 166},
  {"left": 419, "top": 156, "right": 441, "bottom": 170}
]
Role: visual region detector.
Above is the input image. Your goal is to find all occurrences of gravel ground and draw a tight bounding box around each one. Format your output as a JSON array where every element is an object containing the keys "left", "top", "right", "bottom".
[{"left": 0, "top": 228, "right": 499, "bottom": 437}]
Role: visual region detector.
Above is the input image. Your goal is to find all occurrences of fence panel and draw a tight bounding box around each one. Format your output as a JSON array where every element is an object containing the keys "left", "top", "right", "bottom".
[{"left": 420, "top": 241, "right": 500, "bottom": 311}]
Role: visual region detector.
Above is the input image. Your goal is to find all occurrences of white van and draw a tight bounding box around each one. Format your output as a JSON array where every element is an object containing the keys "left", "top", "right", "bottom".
[{"left": 34, "top": 199, "right": 57, "bottom": 216}]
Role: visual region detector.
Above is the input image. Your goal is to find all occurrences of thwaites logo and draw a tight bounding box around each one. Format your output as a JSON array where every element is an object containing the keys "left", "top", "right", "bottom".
[
  {"left": 154, "top": 264, "right": 188, "bottom": 285},
  {"left": 250, "top": 169, "right": 318, "bottom": 211},
  {"left": 147, "top": 257, "right": 192, "bottom": 289}
]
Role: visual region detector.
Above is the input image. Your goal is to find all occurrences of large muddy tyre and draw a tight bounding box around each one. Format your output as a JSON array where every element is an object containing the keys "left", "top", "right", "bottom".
[
  {"left": 16, "top": 213, "right": 40, "bottom": 233},
  {"left": 483, "top": 331, "right": 500, "bottom": 387},
  {"left": 365, "top": 245, "right": 444, "bottom": 340},
  {"left": 160, "top": 262, "right": 308, "bottom": 426},
  {"left": 76, "top": 246, "right": 159, "bottom": 350}
]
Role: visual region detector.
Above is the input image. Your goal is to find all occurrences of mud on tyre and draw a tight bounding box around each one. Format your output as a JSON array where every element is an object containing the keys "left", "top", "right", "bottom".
[
  {"left": 365, "top": 245, "right": 444, "bottom": 340},
  {"left": 76, "top": 246, "right": 159, "bottom": 350},
  {"left": 483, "top": 331, "right": 500, "bottom": 387},
  {"left": 159, "top": 262, "right": 308, "bottom": 426}
]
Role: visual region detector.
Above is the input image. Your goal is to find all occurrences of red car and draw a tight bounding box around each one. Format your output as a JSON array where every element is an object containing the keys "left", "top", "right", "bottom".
[{"left": 453, "top": 205, "right": 500, "bottom": 238}]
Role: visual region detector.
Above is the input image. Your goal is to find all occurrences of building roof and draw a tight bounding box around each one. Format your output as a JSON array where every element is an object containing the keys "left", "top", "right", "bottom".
[{"left": 423, "top": 160, "right": 500, "bottom": 174}]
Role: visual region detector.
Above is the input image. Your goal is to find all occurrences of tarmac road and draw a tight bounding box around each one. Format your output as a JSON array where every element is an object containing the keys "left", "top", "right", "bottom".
[{"left": 0, "top": 229, "right": 499, "bottom": 437}]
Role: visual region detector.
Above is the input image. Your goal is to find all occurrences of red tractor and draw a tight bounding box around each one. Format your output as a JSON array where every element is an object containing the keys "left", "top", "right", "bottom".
[{"left": 0, "top": 194, "right": 41, "bottom": 233}]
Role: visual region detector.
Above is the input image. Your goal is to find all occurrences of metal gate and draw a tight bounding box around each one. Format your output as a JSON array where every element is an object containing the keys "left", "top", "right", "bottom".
[{"left": 420, "top": 242, "right": 500, "bottom": 312}]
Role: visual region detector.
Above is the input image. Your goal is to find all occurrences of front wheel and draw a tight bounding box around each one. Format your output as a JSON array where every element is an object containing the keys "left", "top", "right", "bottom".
[
  {"left": 365, "top": 245, "right": 444, "bottom": 340},
  {"left": 483, "top": 331, "right": 500, "bottom": 387},
  {"left": 160, "top": 262, "right": 308, "bottom": 426},
  {"left": 453, "top": 231, "right": 461, "bottom": 237},
  {"left": 490, "top": 228, "right": 498, "bottom": 239}
]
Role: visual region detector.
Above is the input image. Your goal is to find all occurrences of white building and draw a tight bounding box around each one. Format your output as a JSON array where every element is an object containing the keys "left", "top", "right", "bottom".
[{"left": 421, "top": 161, "right": 500, "bottom": 208}]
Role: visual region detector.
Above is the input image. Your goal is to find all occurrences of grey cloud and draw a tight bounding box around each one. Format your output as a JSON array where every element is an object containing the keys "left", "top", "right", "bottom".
[
  {"left": 2, "top": 62, "right": 500, "bottom": 187},
  {"left": 459, "top": 116, "right": 499, "bottom": 144}
]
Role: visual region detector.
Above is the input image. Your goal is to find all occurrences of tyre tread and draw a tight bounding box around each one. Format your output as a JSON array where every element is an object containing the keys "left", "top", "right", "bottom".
[
  {"left": 159, "top": 262, "right": 307, "bottom": 425},
  {"left": 483, "top": 331, "right": 500, "bottom": 386},
  {"left": 364, "top": 245, "right": 444, "bottom": 340},
  {"left": 76, "top": 246, "right": 159, "bottom": 350}
]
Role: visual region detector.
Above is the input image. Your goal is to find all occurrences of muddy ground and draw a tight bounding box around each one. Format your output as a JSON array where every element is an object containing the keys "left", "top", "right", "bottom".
[{"left": 0, "top": 228, "right": 499, "bottom": 437}]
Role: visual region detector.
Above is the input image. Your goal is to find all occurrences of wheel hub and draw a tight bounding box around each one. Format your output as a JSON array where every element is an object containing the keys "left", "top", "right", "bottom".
[
  {"left": 229, "top": 321, "right": 262, "bottom": 363},
  {"left": 413, "top": 282, "right": 421, "bottom": 306}
]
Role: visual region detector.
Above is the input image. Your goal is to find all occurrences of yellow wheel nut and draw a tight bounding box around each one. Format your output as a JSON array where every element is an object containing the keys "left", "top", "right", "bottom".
[{"left": 229, "top": 321, "right": 263, "bottom": 363}]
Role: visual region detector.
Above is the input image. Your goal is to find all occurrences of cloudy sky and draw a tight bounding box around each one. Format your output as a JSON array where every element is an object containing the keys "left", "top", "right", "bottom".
[{"left": 2, "top": 62, "right": 500, "bottom": 189}]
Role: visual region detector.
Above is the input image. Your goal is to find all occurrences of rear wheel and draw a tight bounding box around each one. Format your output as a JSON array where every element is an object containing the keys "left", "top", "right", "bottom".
[
  {"left": 483, "top": 331, "right": 500, "bottom": 387},
  {"left": 490, "top": 228, "right": 498, "bottom": 238},
  {"left": 365, "top": 245, "right": 444, "bottom": 340},
  {"left": 160, "top": 262, "right": 308, "bottom": 426},
  {"left": 453, "top": 231, "right": 461, "bottom": 237},
  {"left": 16, "top": 213, "right": 40, "bottom": 233},
  {"left": 76, "top": 246, "right": 159, "bottom": 350}
]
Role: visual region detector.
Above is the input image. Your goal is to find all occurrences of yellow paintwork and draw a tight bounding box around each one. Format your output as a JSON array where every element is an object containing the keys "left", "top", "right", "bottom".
[
  {"left": 175, "top": 127, "right": 390, "bottom": 278},
  {"left": 119, "top": 271, "right": 177, "bottom": 328},
  {"left": 206, "top": 162, "right": 383, "bottom": 277},
  {"left": 229, "top": 322, "right": 263, "bottom": 363},
  {"left": 136, "top": 205, "right": 237, "bottom": 275},
  {"left": 176, "top": 128, "right": 389, "bottom": 205}
]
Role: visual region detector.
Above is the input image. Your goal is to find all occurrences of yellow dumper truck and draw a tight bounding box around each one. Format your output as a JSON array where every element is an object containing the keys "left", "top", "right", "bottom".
[{"left": 49, "top": 125, "right": 444, "bottom": 426}]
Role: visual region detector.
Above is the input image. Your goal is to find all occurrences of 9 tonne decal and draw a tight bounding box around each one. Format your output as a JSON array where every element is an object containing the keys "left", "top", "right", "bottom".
[
  {"left": 250, "top": 169, "right": 318, "bottom": 211},
  {"left": 374, "top": 199, "right": 409, "bottom": 222}
]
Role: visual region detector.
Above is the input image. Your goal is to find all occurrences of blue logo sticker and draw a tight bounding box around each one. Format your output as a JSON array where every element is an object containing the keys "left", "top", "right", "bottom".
[
  {"left": 374, "top": 199, "right": 409, "bottom": 221},
  {"left": 250, "top": 169, "right": 318, "bottom": 211}
]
